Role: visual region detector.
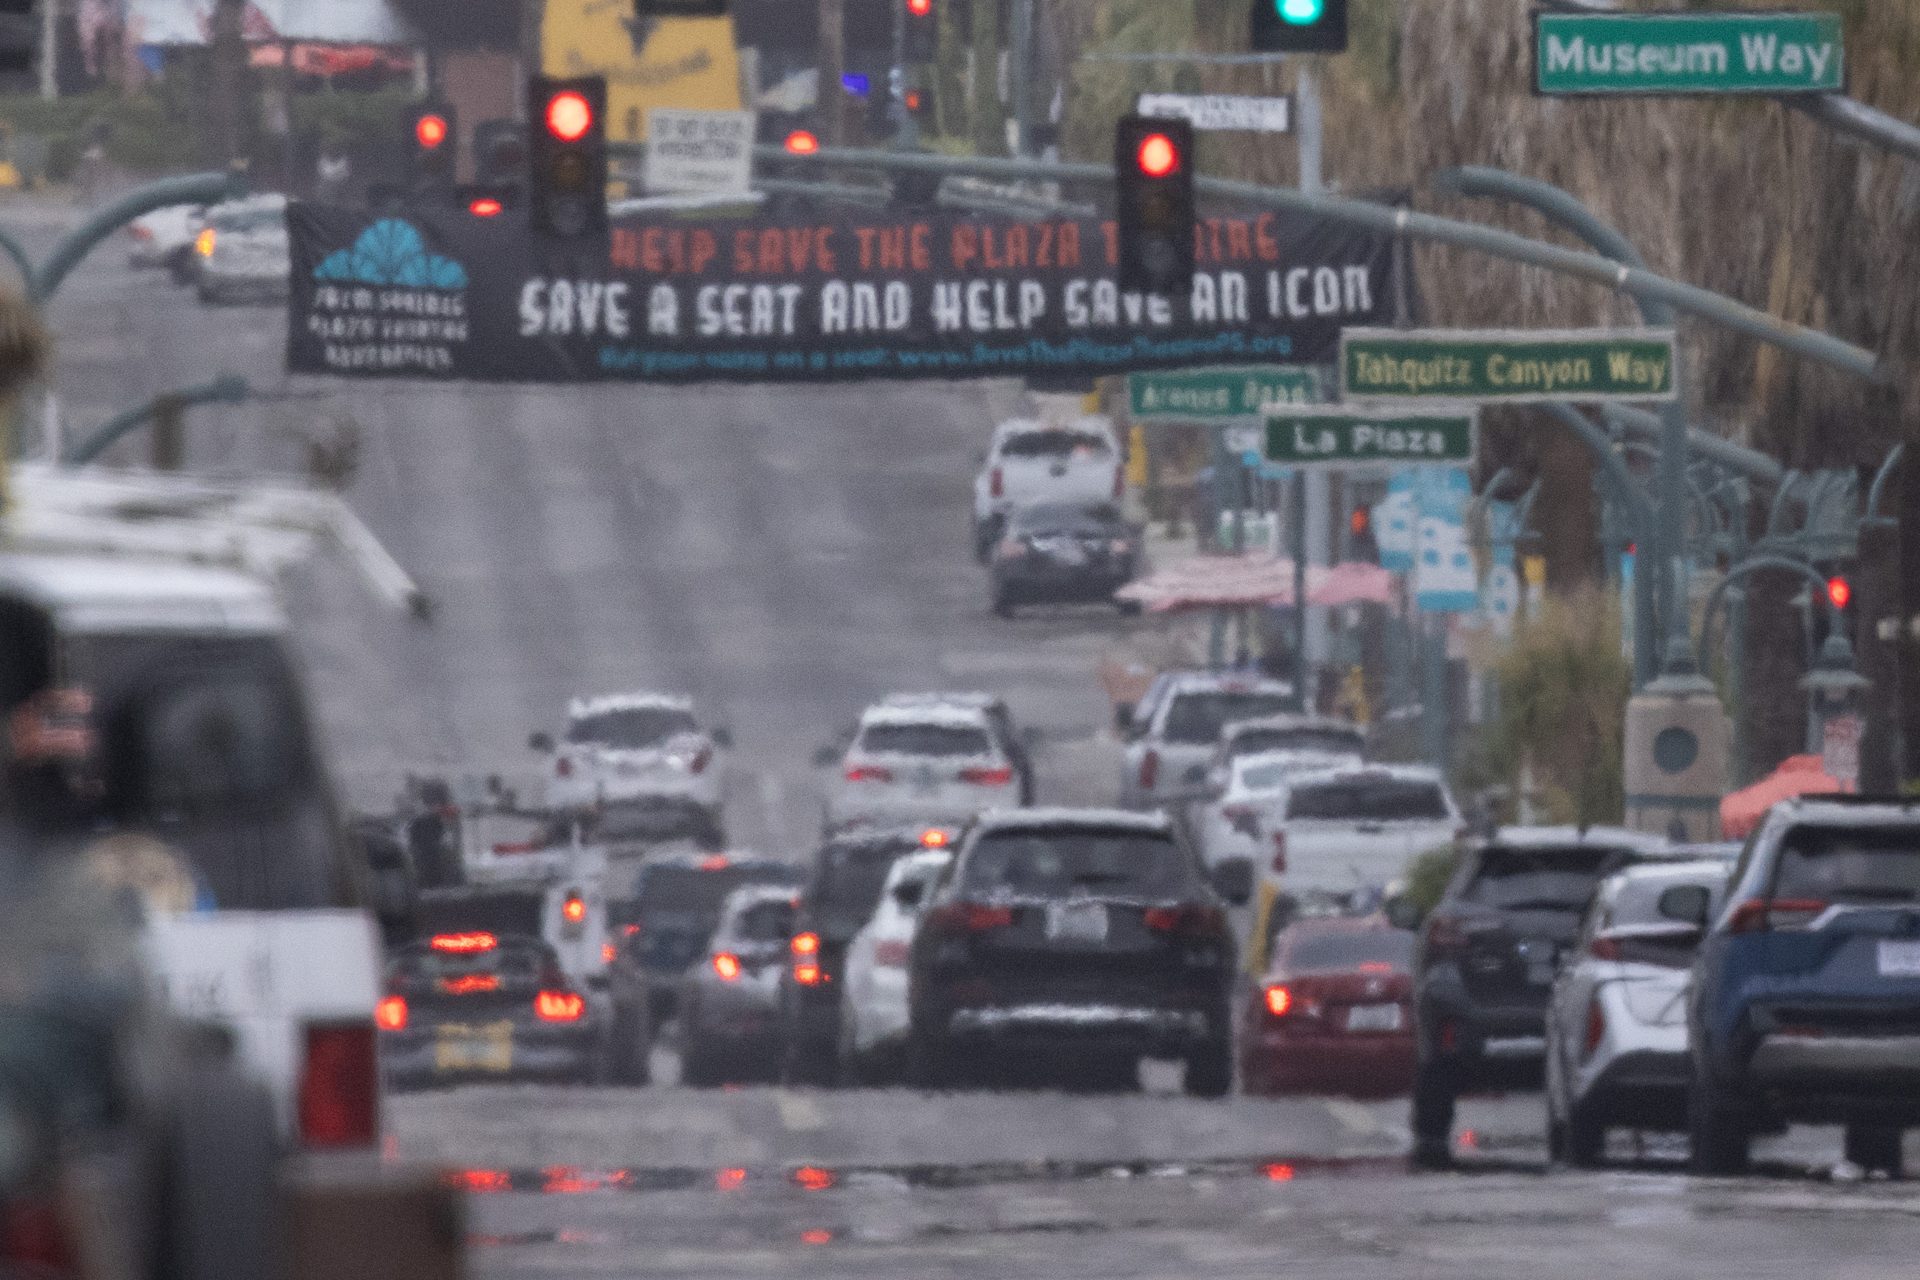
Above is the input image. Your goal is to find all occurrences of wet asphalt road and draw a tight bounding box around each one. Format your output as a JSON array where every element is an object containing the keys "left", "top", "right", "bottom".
[{"left": 20, "top": 196, "right": 1920, "bottom": 1277}]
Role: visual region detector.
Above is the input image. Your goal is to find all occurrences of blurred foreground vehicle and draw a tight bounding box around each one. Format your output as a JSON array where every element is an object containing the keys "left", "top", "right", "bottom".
[
  {"left": 1410, "top": 826, "right": 1668, "bottom": 1168},
  {"left": 1242, "top": 917, "right": 1415, "bottom": 1097},
  {"left": 988, "top": 501, "right": 1141, "bottom": 618},
  {"left": 194, "top": 193, "right": 290, "bottom": 305},
  {"left": 906, "top": 810, "right": 1249, "bottom": 1096},
  {"left": 838, "top": 846, "right": 953, "bottom": 1083},
  {"left": 678, "top": 887, "right": 797, "bottom": 1086},
  {"left": 971, "top": 415, "right": 1124, "bottom": 562},
  {"left": 1543, "top": 859, "right": 1729, "bottom": 1166},
  {"left": 1689, "top": 797, "right": 1920, "bottom": 1177}
]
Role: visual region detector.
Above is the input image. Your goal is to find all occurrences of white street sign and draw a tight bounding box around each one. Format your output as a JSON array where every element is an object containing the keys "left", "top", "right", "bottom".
[
  {"left": 644, "top": 108, "right": 757, "bottom": 196},
  {"left": 1136, "top": 93, "right": 1291, "bottom": 134}
]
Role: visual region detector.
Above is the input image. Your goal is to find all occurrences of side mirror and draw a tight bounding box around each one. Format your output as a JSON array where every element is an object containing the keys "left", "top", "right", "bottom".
[
  {"left": 890, "top": 880, "right": 926, "bottom": 910},
  {"left": 1384, "top": 894, "right": 1424, "bottom": 932},
  {"left": 1657, "top": 883, "right": 1712, "bottom": 927},
  {"left": 811, "top": 744, "right": 841, "bottom": 768},
  {"left": 1209, "top": 858, "right": 1254, "bottom": 907},
  {"left": 528, "top": 731, "right": 554, "bottom": 753},
  {"left": 1113, "top": 703, "right": 1134, "bottom": 735},
  {"left": 711, "top": 727, "right": 734, "bottom": 749}
]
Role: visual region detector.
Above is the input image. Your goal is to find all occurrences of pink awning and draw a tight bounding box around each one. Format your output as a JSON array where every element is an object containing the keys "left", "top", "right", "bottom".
[{"left": 1719, "top": 754, "right": 1844, "bottom": 839}]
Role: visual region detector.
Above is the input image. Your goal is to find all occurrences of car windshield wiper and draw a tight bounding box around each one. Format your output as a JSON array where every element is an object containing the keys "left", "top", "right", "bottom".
[{"left": 1497, "top": 898, "right": 1582, "bottom": 912}]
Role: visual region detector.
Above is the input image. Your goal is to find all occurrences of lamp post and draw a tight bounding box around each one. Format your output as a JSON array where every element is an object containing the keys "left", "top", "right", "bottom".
[{"left": 1801, "top": 632, "right": 1868, "bottom": 791}]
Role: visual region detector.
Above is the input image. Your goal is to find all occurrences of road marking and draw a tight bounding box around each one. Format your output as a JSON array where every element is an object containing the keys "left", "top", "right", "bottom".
[{"left": 775, "top": 1090, "right": 826, "bottom": 1132}]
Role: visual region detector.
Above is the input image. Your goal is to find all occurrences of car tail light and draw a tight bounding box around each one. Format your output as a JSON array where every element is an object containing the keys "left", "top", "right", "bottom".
[
  {"left": 1144, "top": 904, "right": 1224, "bottom": 935},
  {"left": 1112, "top": 466, "right": 1125, "bottom": 500},
  {"left": 793, "top": 961, "right": 822, "bottom": 985},
  {"left": 874, "top": 940, "right": 910, "bottom": 967},
  {"left": 929, "top": 902, "right": 1015, "bottom": 933},
  {"left": 845, "top": 765, "right": 893, "bottom": 783},
  {"left": 990, "top": 466, "right": 1003, "bottom": 499},
  {"left": 535, "top": 991, "right": 586, "bottom": 1022},
  {"left": 1264, "top": 985, "right": 1294, "bottom": 1017},
  {"left": 699, "top": 854, "right": 731, "bottom": 871},
  {"left": 1588, "top": 935, "right": 1624, "bottom": 962},
  {"left": 623, "top": 922, "right": 642, "bottom": 937},
  {"left": 298, "top": 1023, "right": 379, "bottom": 1148},
  {"left": 1424, "top": 914, "right": 1494, "bottom": 956},
  {"left": 1583, "top": 996, "right": 1606, "bottom": 1059},
  {"left": 1727, "top": 897, "right": 1828, "bottom": 934},
  {"left": 690, "top": 745, "right": 713, "bottom": 774},
  {"left": 601, "top": 942, "right": 617, "bottom": 964},
  {"left": 791, "top": 931, "right": 821, "bottom": 957},
  {"left": 1138, "top": 749, "right": 1159, "bottom": 792},
  {"left": 1221, "top": 804, "right": 1260, "bottom": 838},
  {"left": 438, "top": 974, "right": 499, "bottom": 996},
  {"left": 712, "top": 952, "right": 742, "bottom": 981},
  {"left": 0, "top": 1197, "right": 78, "bottom": 1276},
  {"left": 555, "top": 756, "right": 573, "bottom": 778},
  {"left": 195, "top": 227, "right": 216, "bottom": 257},
  {"left": 1357, "top": 961, "right": 1396, "bottom": 974},
  {"left": 960, "top": 765, "right": 1014, "bottom": 786},
  {"left": 1269, "top": 830, "right": 1288, "bottom": 874},
  {"left": 920, "top": 828, "right": 950, "bottom": 848},
  {"left": 375, "top": 994, "right": 409, "bottom": 1030},
  {"left": 432, "top": 931, "right": 497, "bottom": 953},
  {"left": 562, "top": 892, "right": 587, "bottom": 925}
]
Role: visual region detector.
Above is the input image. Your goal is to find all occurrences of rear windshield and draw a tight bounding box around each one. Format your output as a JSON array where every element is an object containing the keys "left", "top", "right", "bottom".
[
  {"left": 1607, "top": 875, "right": 1726, "bottom": 927},
  {"left": 999, "top": 429, "right": 1111, "bottom": 459},
  {"left": 593, "top": 798, "right": 711, "bottom": 843},
  {"left": 1284, "top": 930, "right": 1414, "bottom": 972},
  {"left": 1013, "top": 503, "right": 1122, "bottom": 534},
  {"left": 567, "top": 706, "right": 697, "bottom": 748},
  {"left": 813, "top": 839, "right": 917, "bottom": 916},
  {"left": 629, "top": 865, "right": 795, "bottom": 918},
  {"left": 1286, "top": 778, "right": 1450, "bottom": 822},
  {"left": 1775, "top": 827, "right": 1920, "bottom": 904},
  {"left": 1163, "top": 691, "right": 1294, "bottom": 745},
  {"left": 1461, "top": 846, "right": 1629, "bottom": 913},
  {"left": 962, "top": 829, "right": 1191, "bottom": 899},
  {"left": 858, "top": 723, "right": 992, "bottom": 757},
  {"left": 1230, "top": 728, "right": 1365, "bottom": 759},
  {"left": 730, "top": 900, "right": 796, "bottom": 944}
]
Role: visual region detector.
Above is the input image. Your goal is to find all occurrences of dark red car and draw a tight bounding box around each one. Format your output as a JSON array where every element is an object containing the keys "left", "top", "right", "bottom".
[{"left": 1240, "top": 917, "right": 1416, "bottom": 1097}]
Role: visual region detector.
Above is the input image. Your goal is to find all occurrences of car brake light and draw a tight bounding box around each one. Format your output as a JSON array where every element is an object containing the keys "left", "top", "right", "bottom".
[
  {"left": 555, "top": 756, "right": 573, "bottom": 778},
  {"left": 793, "top": 961, "right": 823, "bottom": 985},
  {"left": 1221, "top": 804, "right": 1260, "bottom": 838},
  {"left": 375, "top": 995, "right": 409, "bottom": 1031},
  {"left": 1264, "top": 985, "right": 1293, "bottom": 1017},
  {"left": 1269, "top": 829, "right": 1288, "bottom": 874},
  {"left": 846, "top": 765, "right": 894, "bottom": 783},
  {"left": 1727, "top": 897, "right": 1829, "bottom": 934},
  {"left": 699, "top": 853, "right": 731, "bottom": 871},
  {"left": 431, "top": 931, "right": 497, "bottom": 953},
  {"left": 712, "top": 952, "right": 742, "bottom": 981},
  {"left": 931, "top": 902, "right": 1014, "bottom": 933},
  {"left": 920, "top": 828, "right": 950, "bottom": 848},
  {"left": 1138, "top": 749, "right": 1159, "bottom": 792},
  {"left": 690, "top": 745, "right": 712, "bottom": 774},
  {"left": 960, "top": 765, "right": 1014, "bottom": 786},
  {"left": 792, "top": 931, "right": 821, "bottom": 956},
  {"left": 195, "top": 227, "right": 215, "bottom": 257},
  {"left": 623, "top": 922, "right": 642, "bottom": 937},
  {"left": 535, "top": 991, "right": 585, "bottom": 1022},
  {"left": 1143, "top": 904, "right": 1224, "bottom": 935},
  {"left": 1588, "top": 935, "right": 1623, "bottom": 962},
  {"left": 298, "top": 1023, "right": 379, "bottom": 1148},
  {"left": 990, "top": 466, "right": 1003, "bottom": 499},
  {"left": 438, "top": 974, "right": 500, "bottom": 996},
  {"left": 562, "top": 893, "right": 587, "bottom": 924},
  {"left": 0, "top": 1197, "right": 78, "bottom": 1275},
  {"left": 1357, "top": 961, "right": 1395, "bottom": 974},
  {"left": 601, "top": 942, "right": 617, "bottom": 964},
  {"left": 1583, "top": 997, "right": 1606, "bottom": 1058}
]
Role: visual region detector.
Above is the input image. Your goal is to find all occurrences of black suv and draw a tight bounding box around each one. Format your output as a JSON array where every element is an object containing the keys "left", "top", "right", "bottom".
[
  {"left": 1410, "top": 826, "right": 1668, "bottom": 1167},
  {"left": 782, "top": 826, "right": 942, "bottom": 1083}
]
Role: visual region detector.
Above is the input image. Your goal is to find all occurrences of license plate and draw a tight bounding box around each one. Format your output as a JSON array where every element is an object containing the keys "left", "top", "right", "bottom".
[
  {"left": 1877, "top": 939, "right": 1920, "bottom": 977},
  {"left": 1345, "top": 1003, "right": 1403, "bottom": 1033},
  {"left": 435, "top": 1022, "right": 514, "bottom": 1073},
  {"left": 1046, "top": 902, "right": 1108, "bottom": 944}
]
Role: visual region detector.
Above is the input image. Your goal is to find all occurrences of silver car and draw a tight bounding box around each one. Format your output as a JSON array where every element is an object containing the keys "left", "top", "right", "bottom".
[
  {"left": 827, "top": 703, "right": 1021, "bottom": 830},
  {"left": 677, "top": 885, "right": 799, "bottom": 1086},
  {"left": 1543, "top": 858, "right": 1731, "bottom": 1166},
  {"left": 1118, "top": 672, "right": 1296, "bottom": 812},
  {"left": 195, "top": 193, "right": 290, "bottom": 304}
]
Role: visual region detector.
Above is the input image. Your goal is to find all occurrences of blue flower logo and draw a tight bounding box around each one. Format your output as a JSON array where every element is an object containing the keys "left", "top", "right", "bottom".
[{"left": 315, "top": 218, "right": 468, "bottom": 289}]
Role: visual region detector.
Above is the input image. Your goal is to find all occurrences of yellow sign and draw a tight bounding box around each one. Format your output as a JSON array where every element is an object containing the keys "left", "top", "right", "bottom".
[{"left": 544, "top": 1, "right": 743, "bottom": 142}]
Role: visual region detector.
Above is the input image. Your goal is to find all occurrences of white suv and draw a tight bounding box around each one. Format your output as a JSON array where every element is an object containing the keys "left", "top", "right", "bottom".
[
  {"left": 827, "top": 703, "right": 1021, "bottom": 830},
  {"left": 536, "top": 693, "right": 729, "bottom": 820}
]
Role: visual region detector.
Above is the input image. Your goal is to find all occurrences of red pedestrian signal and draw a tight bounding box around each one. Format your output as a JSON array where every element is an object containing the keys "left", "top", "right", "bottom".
[
  {"left": 1135, "top": 132, "right": 1180, "bottom": 178},
  {"left": 1827, "top": 575, "right": 1853, "bottom": 611},
  {"left": 414, "top": 113, "right": 449, "bottom": 150},
  {"left": 545, "top": 91, "right": 594, "bottom": 143}
]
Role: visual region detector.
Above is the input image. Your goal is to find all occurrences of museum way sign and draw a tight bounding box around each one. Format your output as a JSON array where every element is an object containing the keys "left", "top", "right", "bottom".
[{"left": 1535, "top": 10, "right": 1844, "bottom": 96}]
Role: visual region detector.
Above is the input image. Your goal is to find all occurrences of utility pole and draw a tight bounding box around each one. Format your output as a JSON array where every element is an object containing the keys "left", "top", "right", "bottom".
[
  {"left": 818, "top": 0, "right": 847, "bottom": 146},
  {"left": 208, "top": 0, "right": 247, "bottom": 165},
  {"left": 1009, "top": 0, "right": 1034, "bottom": 157},
  {"left": 970, "top": 0, "right": 1002, "bottom": 156},
  {"left": 36, "top": 0, "right": 54, "bottom": 100}
]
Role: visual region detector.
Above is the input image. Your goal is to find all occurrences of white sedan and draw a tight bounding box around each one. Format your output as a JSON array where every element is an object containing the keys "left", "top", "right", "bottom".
[
  {"left": 1192, "top": 749, "right": 1361, "bottom": 871},
  {"left": 825, "top": 703, "right": 1021, "bottom": 830},
  {"left": 536, "top": 693, "right": 730, "bottom": 820},
  {"left": 836, "top": 847, "right": 952, "bottom": 1081}
]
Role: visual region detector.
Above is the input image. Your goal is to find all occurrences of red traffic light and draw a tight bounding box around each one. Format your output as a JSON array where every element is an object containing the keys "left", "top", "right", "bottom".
[
  {"left": 414, "top": 113, "right": 449, "bottom": 150},
  {"left": 906, "top": 0, "right": 932, "bottom": 13},
  {"left": 544, "top": 90, "right": 594, "bottom": 142},
  {"left": 904, "top": 89, "right": 923, "bottom": 111},
  {"left": 467, "top": 196, "right": 504, "bottom": 217},
  {"left": 1349, "top": 506, "right": 1371, "bottom": 538},
  {"left": 1826, "top": 575, "right": 1853, "bottom": 610},
  {"left": 784, "top": 129, "right": 821, "bottom": 155},
  {"left": 1136, "top": 132, "right": 1180, "bottom": 178}
]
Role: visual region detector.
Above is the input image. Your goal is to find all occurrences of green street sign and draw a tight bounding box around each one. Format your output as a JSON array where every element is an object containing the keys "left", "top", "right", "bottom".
[
  {"left": 1265, "top": 407, "right": 1477, "bottom": 469},
  {"left": 1341, "top": 328, "right": 1678, "bottom": 404},
  {"left": 1535, "top": 11, "right": 1844, "bottom": 96},
  {"left": 1128, "top": 365, "right": 1322, "bottom": 420}
]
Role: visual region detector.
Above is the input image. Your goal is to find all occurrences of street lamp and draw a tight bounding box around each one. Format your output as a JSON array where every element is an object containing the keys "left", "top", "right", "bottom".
[{"left": 1800, "top": 631, "right": 1869, "bottom": 790}]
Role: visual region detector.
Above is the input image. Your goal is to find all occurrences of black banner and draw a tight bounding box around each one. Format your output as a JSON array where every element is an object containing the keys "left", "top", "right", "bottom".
[{"left": 286, "top": 203, "right": 1399, "bottom": 384}]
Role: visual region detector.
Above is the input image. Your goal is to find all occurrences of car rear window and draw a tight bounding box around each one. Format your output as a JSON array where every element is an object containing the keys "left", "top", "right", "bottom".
[
  {"left": 813, "top": 839, "right": 918, "bottom": 917},
  {"left": 858, "top": 723, "right": 993, "bottom": 757},
  {"left": 629, "top": 865, "right": 793, "bottom": 918},
  {"left": 962, "top": 829, "right": 1192, "bottom": 899},
  {"left": 1286, "top": 778, "right": 1450, "bottom": 821},
  {"left": 1230, "top": 728, "right": 1365, "bottom": 759},
  {"left": 1775, "top": 827, "right": 1920, "bottom": 904},
  {"left": 1012, "top": 503, "right": 1123, "bottom": 536},
  {"left": 999, "top": 429, "right": 1111, "bottom": 459},
  {"left": 1163, "top": 691, "right": 1294, "bottom": 745},
  {"left": 731, "top": 900, "right": 796, "bottom": 944},
  {"left": 593, "top": 798, "right": 711, "bottom": 843},
  {"left": 1461, "top": 846, "right": 1630, "bottom": 913},
  {"left": 1283, "top": 930, "right": 1413, "bottom": 972},
  {"left": 567, "top": 706, "right": 698, "bottom": 748}
]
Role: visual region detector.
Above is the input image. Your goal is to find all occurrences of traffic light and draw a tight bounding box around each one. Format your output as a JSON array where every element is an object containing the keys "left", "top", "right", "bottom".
[
  {"left": 473, "top": 119, "right": 528, "bottom": 186},
  {"left": 1348, "top": 504, "right": 1378, "bottom": 562},
  {"left": 528, "top": 76, "right": 608, "bottom": 238},
  {"left": 1114, "top": 115, "right": 1195, "bottom": 296},
  {"left": 903, "top": 0, "right": 937, "bottom": 62},
  {"left": 634, "top": 0, "right": 727, "bottom": 14},
  {"left": 1250, "top": 0, "right": 1349, "bottom": 54},
  {"left": 404, "top": 101, "right": 457, "bottom": 194},
  {"left": 1826, "top": 574, "right": 1853, "bottom": 613}
]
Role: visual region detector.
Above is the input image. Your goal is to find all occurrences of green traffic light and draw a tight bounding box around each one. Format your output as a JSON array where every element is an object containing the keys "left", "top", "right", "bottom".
[{"left": 1278, "top": 0, "right": 1323, "bottom": 24}]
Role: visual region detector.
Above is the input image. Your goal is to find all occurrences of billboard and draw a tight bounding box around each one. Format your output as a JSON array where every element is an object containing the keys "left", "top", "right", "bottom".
[{"left": 126, "top": 0, "right": 415, "bottom": 45}]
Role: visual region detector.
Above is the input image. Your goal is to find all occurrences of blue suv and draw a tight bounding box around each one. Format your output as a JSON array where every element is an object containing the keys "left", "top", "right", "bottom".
[{"left": 1688, "top": 797, "right": 1920, "bottom": 1175}]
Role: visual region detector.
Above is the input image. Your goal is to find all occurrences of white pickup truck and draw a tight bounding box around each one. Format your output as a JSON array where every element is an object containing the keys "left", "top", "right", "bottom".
[
  {"left": 971, "top": 415, "right": 1125, "bottom": 561},
  {"left": 0, "top": 554, "right": 385, "bottom": 1149},
  {"left": 1246, "top": 763, "right": 1463, "bottom": 973}
]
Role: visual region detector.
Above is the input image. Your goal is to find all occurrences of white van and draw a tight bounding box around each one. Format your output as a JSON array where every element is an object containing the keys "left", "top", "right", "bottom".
[{"left": 0, "top": 554, "right": 383, "bottom": 1149}]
